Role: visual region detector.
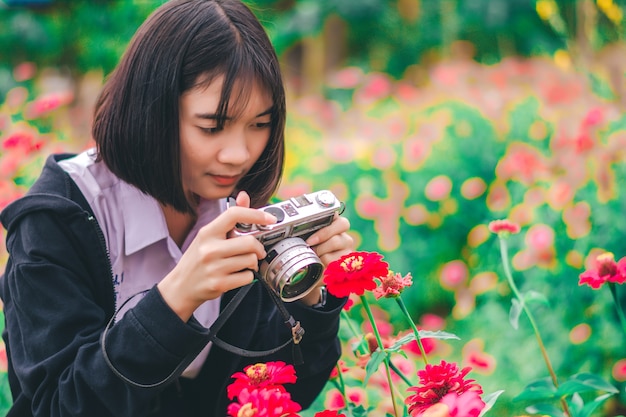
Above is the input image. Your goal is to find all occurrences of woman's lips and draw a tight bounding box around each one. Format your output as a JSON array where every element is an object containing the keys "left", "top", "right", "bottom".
[{"left": 210, "top": 174, "right": 240, "bottom": 186}]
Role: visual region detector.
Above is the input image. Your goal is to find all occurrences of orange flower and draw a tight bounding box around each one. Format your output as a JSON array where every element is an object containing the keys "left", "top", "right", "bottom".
[{"left": 323, "top": 251, "right": 389, "bottom": 297}]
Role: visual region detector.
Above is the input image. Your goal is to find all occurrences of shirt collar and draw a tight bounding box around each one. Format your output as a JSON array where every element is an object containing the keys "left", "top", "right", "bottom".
[
  {"left": 121, "top": 183, "right": 226, "bottom": 256},
  {"left": 121, "top": 181, "right": 169, "bottom": 256}
]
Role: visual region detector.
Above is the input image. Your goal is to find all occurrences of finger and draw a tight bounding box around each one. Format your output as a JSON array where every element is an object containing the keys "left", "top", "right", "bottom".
[
  {"left": 219, "top": 269, "right": 256, "bottom": 293},
  {"left": 205, "top": 206, "right": 277, "bottom": 235},
  {"left": 200, "top": 235, "right": 267, "bottom": 261},
  {"left": 313, "top": 232, "right": 354, "bottom": 259},
  {"left": 306, "top": 215, "right": 350, "bottom": 246}
]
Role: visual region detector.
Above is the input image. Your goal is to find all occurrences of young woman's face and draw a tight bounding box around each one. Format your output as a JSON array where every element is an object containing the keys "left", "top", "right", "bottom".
[{"left": 178, "top": 75, "right": 273, "bottom": 203}]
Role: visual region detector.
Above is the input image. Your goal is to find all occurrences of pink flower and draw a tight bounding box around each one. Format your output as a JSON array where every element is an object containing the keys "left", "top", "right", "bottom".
[
  {"left": 439, "top": 391, "right": 486, "bottom": 417},
  {"left": 226, "top": 388, "right": 301, "bottom": 417},
  {"left": 488, "top": 219, "right": 521, "bottom": 235},
  {"left": 579, "top": 252, "right": 626, "bottom": 289},
  {"left": 323, "top": 252, "right": 389, "bottom": 298},
  {"left": 227, "top": 361, "right": 297, "bottom": 400},
  {"left": 373, "top": 271, "right": 413, "bottom": 299},
  {"left": 405, "top": 361, "right": 483, "bottom": 417}
]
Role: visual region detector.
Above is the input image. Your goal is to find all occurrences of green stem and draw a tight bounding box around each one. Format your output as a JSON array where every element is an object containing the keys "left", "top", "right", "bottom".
[
  {"left": 498, "top": 237, "right": 571, "bottom": 417},
  {"left": 340, "top": 310, "right": 369, "bottom": 355},
  {"left": 360, "top": 295, "right": 400, "bottom": 417},
  {"left": 332, "top": 363, "right": 354, "bottom": 417},
  {"left": 396, "top": 297, "right": 429, "bottom": 366},
  {"left": 608, "top": 283, "right": 626, "bottom": 335},
  {"left": 340, "top": 310, "right": 414, "bottom": 387}
]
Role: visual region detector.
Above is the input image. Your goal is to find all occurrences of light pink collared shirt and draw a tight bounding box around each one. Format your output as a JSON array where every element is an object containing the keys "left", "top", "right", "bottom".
[{"left": 59, "top": 149, "right": 223, "bottom": 378}]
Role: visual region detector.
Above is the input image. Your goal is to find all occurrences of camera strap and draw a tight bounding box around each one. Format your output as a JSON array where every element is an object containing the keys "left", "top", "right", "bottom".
[
  {"left": 207, "top": 271, "right": 305, "bottom": 365},
  {"left": 101, "top": 273, "right": 305, "bottom": 389}
]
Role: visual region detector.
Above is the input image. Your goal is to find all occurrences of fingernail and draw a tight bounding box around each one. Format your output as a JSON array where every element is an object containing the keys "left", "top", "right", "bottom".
[
  {"left": 264, "top": 213, "right": 277, "bottom": 223},
  {"left": 307, "top": 236, "right": 319, "bottom": 246}
]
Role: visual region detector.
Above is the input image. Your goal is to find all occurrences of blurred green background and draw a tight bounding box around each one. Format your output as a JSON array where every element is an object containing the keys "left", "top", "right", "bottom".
[{"left": 2, "top": 0, "right": 626, "bottom": 416}]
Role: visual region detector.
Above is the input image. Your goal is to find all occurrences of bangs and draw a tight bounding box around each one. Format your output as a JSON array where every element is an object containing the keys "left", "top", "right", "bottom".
[{"left": 193, "top": 48, "right": 272, "bottom": 128}]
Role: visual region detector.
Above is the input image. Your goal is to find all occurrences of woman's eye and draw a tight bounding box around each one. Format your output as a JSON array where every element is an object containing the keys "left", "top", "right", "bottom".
[
  {"left": 199, "top": 126, "right": 220, "bottom": 134},
  {"left": 254, "top": 121, "right": 272, "bottom": 129}
]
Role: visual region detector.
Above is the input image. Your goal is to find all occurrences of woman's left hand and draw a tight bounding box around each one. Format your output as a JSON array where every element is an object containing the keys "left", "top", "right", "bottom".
[{"left": 305, "top": 214, "right": 354, "bottom": 268}]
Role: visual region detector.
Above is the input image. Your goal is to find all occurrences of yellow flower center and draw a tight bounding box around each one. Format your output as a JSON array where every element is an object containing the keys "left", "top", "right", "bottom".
[
  {"left": 597, "top": 252, "right": 617, "bottom": 277},
  {"left": 341, "top": 255, "right": 364, "bottom": 272},
  {"left": 237, "top": 403, "right": 257, "bottom": 417},
  {"left": 245, "top": 363, "right": 269, "bottom": 384}
]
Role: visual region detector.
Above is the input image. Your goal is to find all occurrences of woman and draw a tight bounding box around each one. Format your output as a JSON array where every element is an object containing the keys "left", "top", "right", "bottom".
[{"left": 0, "top": 1, "right": 354, "bottom": 416}]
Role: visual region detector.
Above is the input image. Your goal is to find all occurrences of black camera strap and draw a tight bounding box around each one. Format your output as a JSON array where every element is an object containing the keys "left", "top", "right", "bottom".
[
  {"left": 207, "top": 271, "right": 304, "bottom": 364},
  {"left": 101, "top": 272, "right": 305, "bottom": 389}
]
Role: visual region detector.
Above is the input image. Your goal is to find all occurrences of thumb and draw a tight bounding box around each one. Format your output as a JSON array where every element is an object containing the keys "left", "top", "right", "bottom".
[{"left": 235, "top": 190, "right": 251, "bottom": 208}]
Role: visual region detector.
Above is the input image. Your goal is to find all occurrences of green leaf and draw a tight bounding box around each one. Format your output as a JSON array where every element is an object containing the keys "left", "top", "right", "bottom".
[
  {"left": 509, "top": 298, "right": 523, "bottom": 330},
  {"left": 579, "top": 393, "right": 615, "bottom": 417},
  {"left": 522, "top": 290, "right": 550, "bottom": 307},
  {"left": 556, "top": 373, "right": 620, "bottom": 396},
  {"left": 418, "top": 330, "right": 460, "bottom": 340},
  {"left": 387, "top": 331, "right": 459, "bottom": 351},
  {"left": 363, "top": 350, "right": 386, "bottom": 384},
  {"left": 478, "top": 390, "right": 505, "bottom": 416},
  {"left": 513, "top": 377, "right": 557, "bottom": 401},
  {"left": 568, "top": 392, "right": 584, "bottom": 415},
  {"left": 525, "top": 403, "right": 566, "bottom": 417}
]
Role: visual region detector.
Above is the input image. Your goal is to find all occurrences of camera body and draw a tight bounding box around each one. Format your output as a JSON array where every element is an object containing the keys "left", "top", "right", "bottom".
[
  {"left": 231, "top": 189, "right": 342, "bottom": 244},
  {"left": 231, "top": 190, "right": 343, "bottom": 302}
]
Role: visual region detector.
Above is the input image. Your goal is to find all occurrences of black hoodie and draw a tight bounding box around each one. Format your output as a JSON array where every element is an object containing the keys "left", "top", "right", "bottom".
[{"left": 0, "top": 154, "right": 343, "bottom": 417}]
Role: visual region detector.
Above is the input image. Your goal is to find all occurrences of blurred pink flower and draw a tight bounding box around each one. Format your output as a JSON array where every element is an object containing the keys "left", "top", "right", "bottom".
[
  {"left": 425, "top": 175, "right": 452, "bottom": 201},
  {"left": 13, "top": 62, "right": 36, "bottom": 82},
  {"left": 438, "top": 391, "right": 486, "bottom": 417},
  {"left": 612, "top": 359, "right": 626, "bottom": 382},
  {"left": 582, "top": 107, "right": 604, "bottom": 127},
  {"left": 439, "top": 260, "right": 468, "bottom": 288},
  {"left": 579, "top": 252, "right": 626, "bottom": 289},
  {"left": 488, "top": 219, "right": 520, "bottom": 235},
  {"left": 25, "top": 91, "right": 73, "bottom": 118}
]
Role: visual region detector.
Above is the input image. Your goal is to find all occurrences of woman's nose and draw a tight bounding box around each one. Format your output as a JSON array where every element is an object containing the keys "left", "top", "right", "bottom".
[{"left": 217, "top": 130, "right": 249, "bottom": 165}]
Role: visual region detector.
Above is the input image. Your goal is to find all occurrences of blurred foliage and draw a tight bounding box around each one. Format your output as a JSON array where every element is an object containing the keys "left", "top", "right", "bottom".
[
  {"left": 2, "top": 0, "right": 626, "bottom": 416},
  {"left": 2, "top": 0, "right": 626, "bottom": 97}
]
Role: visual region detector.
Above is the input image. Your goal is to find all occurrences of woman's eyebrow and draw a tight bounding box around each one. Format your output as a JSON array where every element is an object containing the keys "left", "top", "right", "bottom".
[{"left": 194, "top": 106, "right": 273, "bottom": 120}]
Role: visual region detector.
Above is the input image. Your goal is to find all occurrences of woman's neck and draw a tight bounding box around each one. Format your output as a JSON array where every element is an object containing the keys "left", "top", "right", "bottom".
[{"left": 161, "top": 204, "right": 196, "bottom": 248}]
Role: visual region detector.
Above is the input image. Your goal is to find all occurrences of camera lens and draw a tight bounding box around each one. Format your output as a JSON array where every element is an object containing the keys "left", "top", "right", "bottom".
[{"left": 259, "top": 237, "right": 324, "bottom": 302}]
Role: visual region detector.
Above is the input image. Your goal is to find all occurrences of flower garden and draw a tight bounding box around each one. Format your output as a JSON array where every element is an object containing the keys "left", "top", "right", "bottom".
[{"left": 2, "top": 31, "right": 626, "bottom": 417}]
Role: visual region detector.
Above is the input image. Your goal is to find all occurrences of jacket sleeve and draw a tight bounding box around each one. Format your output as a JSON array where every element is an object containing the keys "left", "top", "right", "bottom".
[{"left": 1, "top": 210, "right": 211, "bottom": 417}]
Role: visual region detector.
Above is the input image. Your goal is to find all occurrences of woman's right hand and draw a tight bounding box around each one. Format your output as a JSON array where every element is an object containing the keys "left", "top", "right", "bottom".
[{"left": 157, "top": 191, "right": 276, "bottom": 322}]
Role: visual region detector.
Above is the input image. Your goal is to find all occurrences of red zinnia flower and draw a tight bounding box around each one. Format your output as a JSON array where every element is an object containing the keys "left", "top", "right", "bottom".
[
  {"left": 323, "top": 251, "right": 389, "bottom": 298},
  {"left": 314, "top": 411, "right": 346, "bottom": 417},
  {"left": 579, "top": 252, "right": 626, "bottom": 289},
  {"left": 405, "top": 360, "right": 483, "bottom": 416},
  {"left": 488, "top": 219, "right": 520, "bottom": 236},
  {"left": 373, "top": 271, "right": 413, "bottom": 299},
  {"left": 227, "top": 361, "right": 297, "bottom": 400},
  {"left": 226, "top": 388, "right": 301, "bottom": 417}
]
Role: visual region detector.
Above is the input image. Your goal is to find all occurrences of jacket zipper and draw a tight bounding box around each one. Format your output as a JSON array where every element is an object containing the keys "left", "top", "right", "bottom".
[{"left": 87, "top": 214, "right": 117, "bottom": 317}]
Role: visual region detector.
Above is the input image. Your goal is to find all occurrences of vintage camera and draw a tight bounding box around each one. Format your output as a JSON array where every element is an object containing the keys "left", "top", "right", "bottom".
[{"left": 230, "top": 190, "right": 343, "bottom": 302}]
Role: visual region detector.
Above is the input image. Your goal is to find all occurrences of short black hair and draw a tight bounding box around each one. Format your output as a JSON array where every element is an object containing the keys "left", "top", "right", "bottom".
[{"left": 92, "top": 0, "right": 285, "bottom": 213}]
